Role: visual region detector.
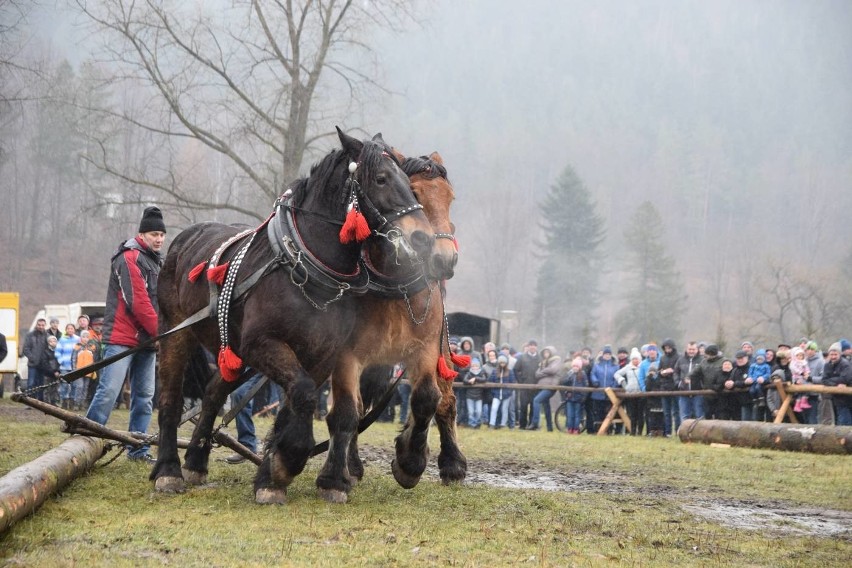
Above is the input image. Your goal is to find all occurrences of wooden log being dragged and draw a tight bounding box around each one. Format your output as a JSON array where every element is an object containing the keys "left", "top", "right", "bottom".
[
  {"left": 11, "top": 393, "right": 144, "bottom": 447},
  {"left": 60, "top": 425, "right": 192, "bottom": 450},
  {"left": 0, "top": 436, "right": 106, "bottom": 533},
  {"left": 11, "top": 393, "right": 261, "bottom": 466},
  {"left": 677, "top": 419, "right": 852, "bottom": 455}
]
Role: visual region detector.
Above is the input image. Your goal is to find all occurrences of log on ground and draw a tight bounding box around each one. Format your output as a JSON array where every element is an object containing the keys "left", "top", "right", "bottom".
[
  {"left": 677, "top": 419, "right": 852, "bottom": 455},
  {"left": 0, "top": 436, "right": 106, "bottom": 533}
]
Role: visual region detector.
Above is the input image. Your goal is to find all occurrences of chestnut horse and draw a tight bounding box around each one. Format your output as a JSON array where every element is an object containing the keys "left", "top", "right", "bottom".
[
  {"left": 331, "top": 152, "right": 467, "bottom": 501},
  {"left": 151, "top": 129, "right": 435, "bottom": 497}
]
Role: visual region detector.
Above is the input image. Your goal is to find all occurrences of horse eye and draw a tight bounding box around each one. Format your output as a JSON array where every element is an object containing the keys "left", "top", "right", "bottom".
[{"left": 376, "top": 174, "right": 387, "bottom": 185}]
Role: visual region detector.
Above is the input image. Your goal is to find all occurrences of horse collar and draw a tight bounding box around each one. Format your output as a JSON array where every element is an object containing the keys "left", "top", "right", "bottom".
[{"left": 267, "top": 198, "right": 370, "bottom": 309}]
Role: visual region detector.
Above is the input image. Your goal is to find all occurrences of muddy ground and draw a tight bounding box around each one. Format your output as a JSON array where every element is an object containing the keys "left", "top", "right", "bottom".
[
  {"left": 356, "top": 442, "right": 851, "bottom": 540},
  {"left": 4, "top": 401, "right": 850, "bottom": 539}
]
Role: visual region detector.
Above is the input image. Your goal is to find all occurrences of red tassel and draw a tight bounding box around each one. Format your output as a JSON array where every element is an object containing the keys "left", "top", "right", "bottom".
[
  {"left": 339, "top": 209, "right": 370, "bottom": 244},
  {"left": 188, "top": 262, "right": 206, "bottom": 283},
  {"left": 450, "top": 353, "right": 471, "bottom": 368},
  {"left": 437, "top": 356, "right": 457, "bottom": 381},
  {"left": 218, "top": 346, "right": 243, "bottom": 382},
  {"left": 352, "top": 211, "right": 371, "bottom": 241},
  {"left": 207, "top": 262, "right": 229, "bottom": 285}
]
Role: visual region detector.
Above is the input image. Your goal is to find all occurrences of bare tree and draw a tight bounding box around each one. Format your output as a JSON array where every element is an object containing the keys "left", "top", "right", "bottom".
[
  {"left": 746, "top": 260, "right": 851, "bottom": 344},
  {"left": 74, "top": 0, "right": 416, "bottom": 221}
]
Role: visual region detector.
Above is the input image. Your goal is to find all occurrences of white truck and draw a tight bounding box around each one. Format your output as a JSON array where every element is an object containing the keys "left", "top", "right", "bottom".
[
  {"left": 0, "top": 292, "right": 20, "bottom": 396},
  {"left": 27, "top": 301, "right": 107, "bottom": 335}
]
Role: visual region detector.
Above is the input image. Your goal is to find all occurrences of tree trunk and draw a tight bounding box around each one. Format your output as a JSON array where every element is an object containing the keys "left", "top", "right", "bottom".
[
  {"left": 677, "top": 419, "right": 852, "bottom": 455},
  {"left": 0, "top": 436, "right": 106, "bottom": 533}
]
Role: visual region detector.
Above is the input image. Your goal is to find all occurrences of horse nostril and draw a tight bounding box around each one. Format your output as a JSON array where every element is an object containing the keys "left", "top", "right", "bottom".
[
  {"left": 451, "top": 252, "right": 458, "bottom": 267},
  {"left": 410, "top": 230, "right": 432, "bottom": 251}
]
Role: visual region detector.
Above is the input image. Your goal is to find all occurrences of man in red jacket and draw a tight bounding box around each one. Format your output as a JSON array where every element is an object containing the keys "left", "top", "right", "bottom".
[{"left": 86, "top": 207, "right": 166, "bottom": 463}]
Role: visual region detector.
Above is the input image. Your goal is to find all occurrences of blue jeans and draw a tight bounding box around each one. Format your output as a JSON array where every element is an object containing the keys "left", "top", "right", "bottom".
[
  {"left": 508, "top": 393, "right": 516, "bottom": 428},
  {"left": 466, "top": 398, "right": 483, "bottom": 427},
  {"left": 678, "top": 395, "right": 705, "bottom": 423},
  {"left": 86, "top": 344, "right": 156, "bottom": 459},
  {"left": 835, "top": 403, "right": 851, "bottom": 426},
  {"left": 490, "top": 396, "right": 512, "bottom": 427},
  {"left": 27, "top": 365, "right": 45, "bottom": 401},
  {"left": 531, "top": 389, "right": 555, "bottom": 430},
  {"left": 230, "top": 373, "right": 263, "bottom": 453},
  {"left": 566, "top": 401, "right": 583, "bottom": 431},
  {"left": 398, "top": 382, "right": 411, "bottom": 424},
  {"left": 801, "top": 396, "right": 819, "bottom": 424},
  {"left": 59, "top": 375, "right": 85, "bottom": 404},
  {"left": 662, "top": 396, "right": 680, "bottom": 435}
]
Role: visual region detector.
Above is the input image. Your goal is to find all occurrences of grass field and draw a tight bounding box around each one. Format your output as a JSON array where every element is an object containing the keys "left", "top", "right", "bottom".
[{"left": 1, "top": 397, "right": 849, "bottom": 567}]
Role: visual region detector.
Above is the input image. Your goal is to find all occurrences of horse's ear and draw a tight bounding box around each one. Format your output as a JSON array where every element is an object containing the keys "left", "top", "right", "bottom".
[
  {"left": 429, "top": 151, "right": 444, "bottom": 165},
  {"left": 391, "top": 147, "right": 406, "bottom": 162},
  {"left": 372, "top": 132, "right": 384, "bottom": 143},
  {"left": 336, "top": 126, "right": 363, "bottom": 159}
]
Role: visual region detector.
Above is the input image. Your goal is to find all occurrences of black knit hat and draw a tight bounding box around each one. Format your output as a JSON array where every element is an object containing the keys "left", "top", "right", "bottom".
[{"left": 138, "top": 206, "right": 166, "bottom": 234}]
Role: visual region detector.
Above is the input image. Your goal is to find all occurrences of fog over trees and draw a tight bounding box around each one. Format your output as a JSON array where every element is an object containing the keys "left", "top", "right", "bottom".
[{"left": 2, "top": 0, "right": 851, "bottom": 352}]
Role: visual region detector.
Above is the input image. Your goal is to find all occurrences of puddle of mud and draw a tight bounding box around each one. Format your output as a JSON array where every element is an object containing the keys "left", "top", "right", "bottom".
[{"left": 683, "top": 501, "right": 852, "bottom": 538}]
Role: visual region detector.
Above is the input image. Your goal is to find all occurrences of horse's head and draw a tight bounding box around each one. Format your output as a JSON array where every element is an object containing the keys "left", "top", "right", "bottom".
[
  {"left": 336, "top": 127, "right": 434, "bottom": 264},
  {"left": 401, "top": 152, "right": 458, "bottom": 280}
]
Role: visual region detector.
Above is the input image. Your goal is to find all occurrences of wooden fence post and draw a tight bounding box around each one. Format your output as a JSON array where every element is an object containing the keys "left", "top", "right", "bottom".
[
  {"left": 598, "top": 388, "right": 631, "bottom": 435},
  {"left": 773, "top": 382, "right": 799, "bottom": 424}
]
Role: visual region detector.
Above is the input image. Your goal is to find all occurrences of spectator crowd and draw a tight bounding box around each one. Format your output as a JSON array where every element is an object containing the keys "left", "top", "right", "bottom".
[
  {"left": 18, "top": 316, "right": 852, "bottom": 437},
  {"left": 447, "top": 335, "right": 852, "bottom": 434},
  {"left": 22, "top": 314, "right": 105, "bottom": 410}
]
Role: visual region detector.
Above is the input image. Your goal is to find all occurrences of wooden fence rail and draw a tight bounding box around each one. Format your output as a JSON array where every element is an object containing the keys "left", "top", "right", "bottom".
[{"left": 449, "top": 382, "right": 850, "bottom": 434}]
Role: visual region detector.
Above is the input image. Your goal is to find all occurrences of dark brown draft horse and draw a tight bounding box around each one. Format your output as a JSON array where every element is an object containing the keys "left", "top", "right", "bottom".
[
  {"left": 334, "top": 152, "right": 467, "bottom": 499},
  {"left": 151, "top": 129, "right": 435, "bottom": 497}
]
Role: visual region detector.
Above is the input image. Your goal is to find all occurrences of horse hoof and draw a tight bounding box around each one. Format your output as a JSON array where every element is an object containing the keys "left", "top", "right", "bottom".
[
  {"left": 155, "top": 476, "right": 186, "bottom": 494},
  {"left": 439, "top": 462, "right": 467, "bottom": 485},
  {"left": 391, "top": 459, "right": 421, "bottom": 489},
  {"left": 440, "top": 472, "right": 466, "bottom": 486},
  {"left": 182, "top": 468, "right": 207, "bottom": 486},
  {"left": 318, "top": 488, "right": 348, "bottom": 504},
  {"left": 255, "top": 488, "right": 287, "bottom": 505}
]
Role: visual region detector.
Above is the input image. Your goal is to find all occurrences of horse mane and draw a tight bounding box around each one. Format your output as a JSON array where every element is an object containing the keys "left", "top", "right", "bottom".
[
  {"left": 289, "top": 137, "right": 402, "bottom": 215},
  {"left": 400, "top": 155, "right": 448, "bottom": 181}
]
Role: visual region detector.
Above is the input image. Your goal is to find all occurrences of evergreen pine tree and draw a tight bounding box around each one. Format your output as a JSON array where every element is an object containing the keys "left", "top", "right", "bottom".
[
  {"left": 615, "top": 200, "right": 686, "bottom": 344},
  {"left": 532, "top": 164, "right": 605, "bottom": 347}
]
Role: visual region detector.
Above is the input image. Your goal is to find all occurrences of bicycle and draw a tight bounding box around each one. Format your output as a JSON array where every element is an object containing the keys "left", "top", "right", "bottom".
[{"left": 553, "top": 398, "right": 587, "bottom": 433}]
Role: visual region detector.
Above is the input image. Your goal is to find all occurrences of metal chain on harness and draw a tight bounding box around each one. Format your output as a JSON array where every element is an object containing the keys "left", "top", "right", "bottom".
[
  {"left": 283, "top": 241, "right": 352, "bottom": 312},
  {"left": 402, "top": 279, "right": 436, "bottom": 326}
]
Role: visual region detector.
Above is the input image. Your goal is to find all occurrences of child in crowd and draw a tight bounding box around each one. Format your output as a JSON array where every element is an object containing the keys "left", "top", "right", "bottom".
[
  {"left": 790, "top": 347, "right": 812, "bottom": 412},
  {"left": 747, "top": 349, "right": 772, "bottom": 402},
  {"left": 463, "top": 357, "right": 488, "bottom": 428},
  {"left": 488, "top": 355, "right": 516, "bottom": 429},
  {"left": 560, "top": 356, "right": 587, "bottom": 434}
]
